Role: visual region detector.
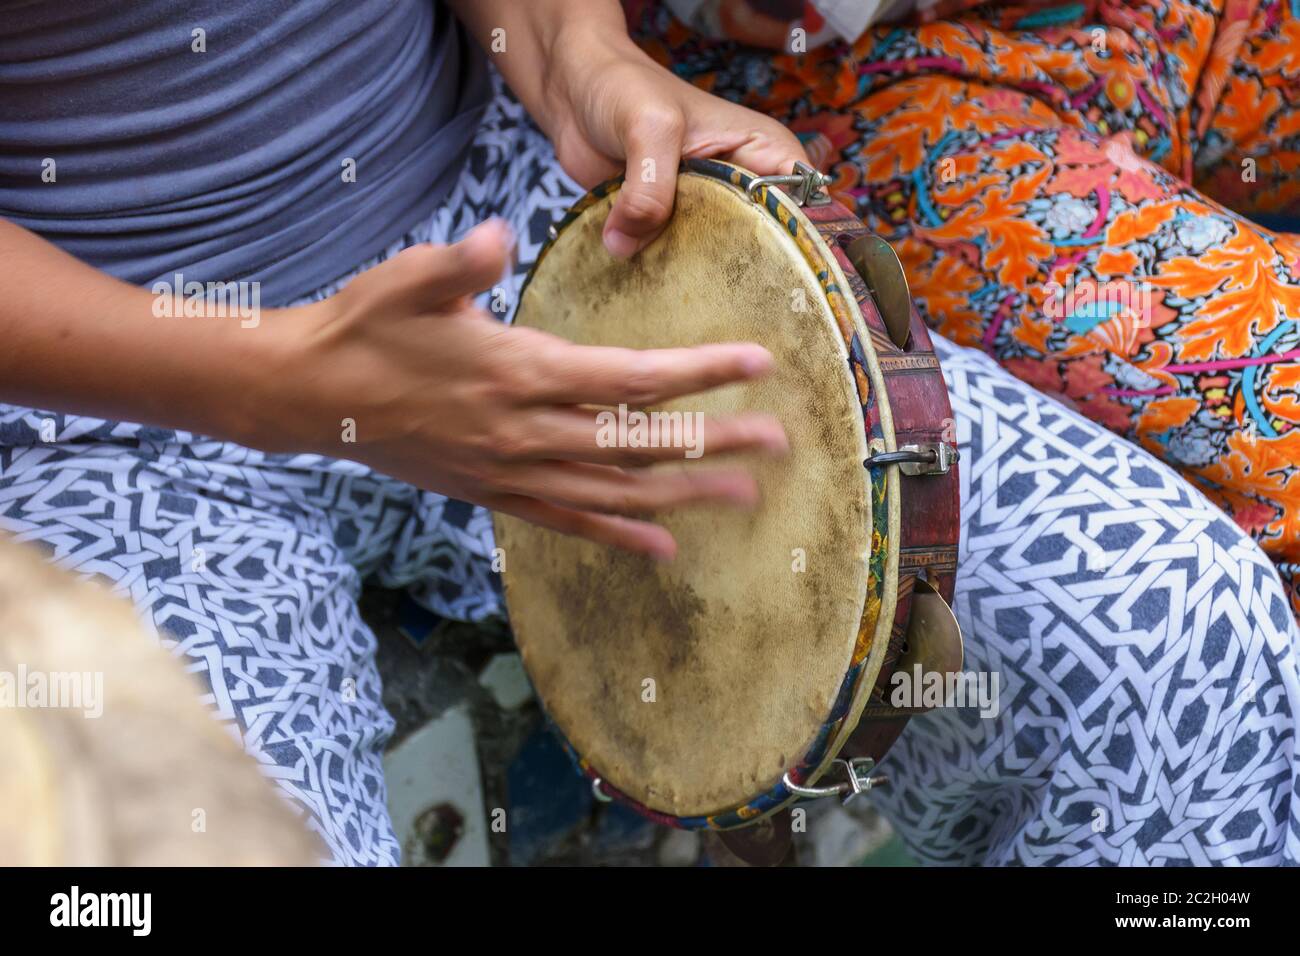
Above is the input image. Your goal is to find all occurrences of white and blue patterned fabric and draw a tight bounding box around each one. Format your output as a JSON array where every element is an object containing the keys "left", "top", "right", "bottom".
[
  {"left": 2, "top": 77, "right": 1297, "bottom": 866},
  {"left": 883, "top": 337, "right": 1300, "bottom": 866}
]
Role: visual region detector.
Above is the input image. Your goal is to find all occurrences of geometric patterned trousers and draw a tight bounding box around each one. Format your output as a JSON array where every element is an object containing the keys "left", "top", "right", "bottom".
[
  {"left": 883, "top": 337, "right": 1300, "bottom": 865},
  {"left": 2, "top": 75, "right": 1297, "bottom": 865}
]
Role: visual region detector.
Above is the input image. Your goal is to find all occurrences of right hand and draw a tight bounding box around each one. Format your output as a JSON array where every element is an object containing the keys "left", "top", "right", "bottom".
[{"left": 260, "top": 220, "right": 788, "bottom": 559}]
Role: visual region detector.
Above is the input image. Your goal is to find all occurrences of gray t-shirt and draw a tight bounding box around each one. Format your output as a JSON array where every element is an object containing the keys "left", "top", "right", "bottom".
[{"left": 0, "top": 0, "right": 489, "bottom": 305}]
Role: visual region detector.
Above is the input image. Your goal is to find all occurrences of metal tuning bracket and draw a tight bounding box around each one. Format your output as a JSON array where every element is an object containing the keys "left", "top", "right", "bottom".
[
  {"left": 863, "top": 442, "right": 958, "bottom": 476},
  {"left": 746, "top": 161, "right": 832, "bottom": 207},
  {"left": 782, "top": 757, "right": 888, "bottom": 806}
]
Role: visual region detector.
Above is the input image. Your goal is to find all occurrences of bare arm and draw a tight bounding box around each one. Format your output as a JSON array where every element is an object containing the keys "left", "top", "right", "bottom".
[
  {"left": 446, "top": 0, "right": 632, "bottom": 139},
  {"left": 0, "top": 218, "right": 290, "bottom": 444},
  {"left": 0, "top": 217, "right": 785, "bottom": 556}
]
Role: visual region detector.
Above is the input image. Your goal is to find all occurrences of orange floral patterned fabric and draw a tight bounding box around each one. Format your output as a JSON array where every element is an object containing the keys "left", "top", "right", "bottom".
[{"left": 627, "top": 0, "right": 1300, "bottom": 618}]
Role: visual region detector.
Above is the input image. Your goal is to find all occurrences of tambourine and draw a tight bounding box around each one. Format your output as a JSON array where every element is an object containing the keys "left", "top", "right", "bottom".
[{"left": 495, "top": 159, "right": 962, "bottom": 841}]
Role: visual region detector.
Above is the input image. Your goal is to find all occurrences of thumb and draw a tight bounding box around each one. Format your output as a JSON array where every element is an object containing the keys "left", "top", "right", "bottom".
[
  {"left": 379, "top": 218, "right": 514, "bottom": 313},
  {"left": 602, "top": 108, "right": 685, "bottom": 259}
]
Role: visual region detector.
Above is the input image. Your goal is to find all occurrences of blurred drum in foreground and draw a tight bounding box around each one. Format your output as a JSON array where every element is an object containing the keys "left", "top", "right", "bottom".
[{"left": 0, "top": 535, "right": 321, "bottom": 865}]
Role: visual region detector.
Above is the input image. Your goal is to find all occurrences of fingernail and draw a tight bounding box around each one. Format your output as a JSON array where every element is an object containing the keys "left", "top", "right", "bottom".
[
  {"left": 604, "top": 226, "right": 640, "bottom": 259},
  {"left": 740, "top": 350, "right": 773, "bottom": 377},
  {"left": 765, "top": 430, "right": 790, "bottom": 454},
  {"left": 483, "top": 217, "right": 515, "bottom": 250},
  {"left": 651, "top": 541, "right": 677, "bottom": 562}
]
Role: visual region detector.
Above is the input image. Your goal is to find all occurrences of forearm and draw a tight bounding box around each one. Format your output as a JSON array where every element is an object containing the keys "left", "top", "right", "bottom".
[
  {"left": 0, "top": 219, "right": 291, "bottom": 445},
  {"left": 447, "top": 0, "right": 637, "bottom": 140}
]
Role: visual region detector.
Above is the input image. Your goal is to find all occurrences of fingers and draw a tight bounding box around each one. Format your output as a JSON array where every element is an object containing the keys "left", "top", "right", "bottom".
[
  {"left": 489, "top": 494, "right": 678, "bottom": 560},
  {"left": 725, "top": 127, "right": 812, "bottom": 181},
  {"left": 496, "top": 460, "right": 760, "bottom": 516},
  {"left": 385, "top": 219, "right": 514, "bottom": 311},
  {"left": 603, "top": 107, "right": 685, "bottom": 258},
  {"left": 514, "top": 333, "right": 776, "bottom": 407},
  {"left": 514, "top": 407, "right": 788, "bottom": 465},
  {"left": 677, "top": 86, "right": 812, "bottom": 178}
]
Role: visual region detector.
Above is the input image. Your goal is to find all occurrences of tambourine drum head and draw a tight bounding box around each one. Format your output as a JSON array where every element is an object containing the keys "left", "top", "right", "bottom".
[{"left": 495, "top": 172, "right": 871, "bottom": 818}]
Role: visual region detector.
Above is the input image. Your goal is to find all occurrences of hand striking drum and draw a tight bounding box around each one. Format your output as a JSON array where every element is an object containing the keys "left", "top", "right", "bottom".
[{"left": 496, "top": 160, "right": 963, "bottom": 833}]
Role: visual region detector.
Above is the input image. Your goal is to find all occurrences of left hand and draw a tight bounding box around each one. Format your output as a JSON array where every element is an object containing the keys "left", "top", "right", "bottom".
[{"left": 538, "top": 25, "right": 810, "bottom": 258}]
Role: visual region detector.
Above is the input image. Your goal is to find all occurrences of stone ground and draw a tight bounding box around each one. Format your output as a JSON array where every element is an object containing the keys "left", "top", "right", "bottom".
[{"left": 366, "top": 587, "right": 916, "bottom": 867}]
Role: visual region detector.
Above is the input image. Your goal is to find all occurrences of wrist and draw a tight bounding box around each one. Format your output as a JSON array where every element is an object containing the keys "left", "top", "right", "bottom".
[
  {"left": 539, "top": 16, "right": 644, "bottom": 135},
  {"left": 211, "top": 300, "right": 331, "bottom": 453}
]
